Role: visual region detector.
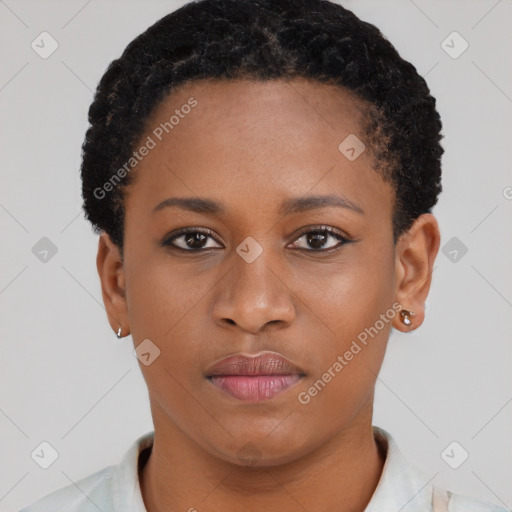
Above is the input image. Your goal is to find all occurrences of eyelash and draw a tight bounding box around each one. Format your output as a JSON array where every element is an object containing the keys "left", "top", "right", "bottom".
[{"left": 161, "top": 225, "right": 351, "bottom": 253}]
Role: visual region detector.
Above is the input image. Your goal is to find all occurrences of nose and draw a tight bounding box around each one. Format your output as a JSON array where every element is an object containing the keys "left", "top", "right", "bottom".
[{"left": 211, "top": 245, "right": 296, "bottom": 334}]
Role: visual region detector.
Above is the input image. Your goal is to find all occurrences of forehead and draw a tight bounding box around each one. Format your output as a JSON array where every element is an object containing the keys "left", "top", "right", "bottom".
[{"left": 126, "top": 78, "right": 393, "bottom": 225}]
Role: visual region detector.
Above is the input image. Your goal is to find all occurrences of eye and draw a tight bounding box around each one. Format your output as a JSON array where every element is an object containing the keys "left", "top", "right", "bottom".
[
  {"left": 162, "top": 227, "right": 223, "bottom": 251},
  {"left": 288, "top": 225, "right": 351, "bottom": 252},
  {"left": 162, "top": 225, "right": 351, "bottom": 253}
]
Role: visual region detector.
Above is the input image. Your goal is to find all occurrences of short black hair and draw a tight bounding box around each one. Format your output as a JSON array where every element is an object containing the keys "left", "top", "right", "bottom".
[{"left": 80, "top": 0, "right": 443, "bottom": 251}]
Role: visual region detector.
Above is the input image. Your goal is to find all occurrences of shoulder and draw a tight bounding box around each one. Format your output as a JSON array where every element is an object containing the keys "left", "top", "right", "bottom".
[
  {"left": 448, "top": 490, "right": 509, "bottom": 512},
  {"left": 370, "top": 426, "right": 507, "bottom": 512},
  {"left": 19, "top": 465, "right": 116, "bottom": 512},
  {"left": 19, "top": 431, "right": 154, "bottom": 512}
]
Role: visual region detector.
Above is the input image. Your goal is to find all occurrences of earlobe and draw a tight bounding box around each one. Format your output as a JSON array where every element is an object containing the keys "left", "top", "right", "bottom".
[
  {"left": 392, "top": 213, "right": 440, "bottom": 333},
  {"left": 96, "top": 232, "right": 130, "bottom": 337}
]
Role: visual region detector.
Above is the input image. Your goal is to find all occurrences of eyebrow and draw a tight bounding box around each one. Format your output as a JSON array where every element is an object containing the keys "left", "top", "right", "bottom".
[{"left": 152, "top": 194, "right": 365, "bottom": 216}]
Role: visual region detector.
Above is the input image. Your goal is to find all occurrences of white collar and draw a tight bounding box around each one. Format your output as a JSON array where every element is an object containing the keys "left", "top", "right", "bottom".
[
  {"left": 366, "top": 426, "right": 435, "bottom": 511},
  {"left": 111, "top": 430, "right": 153, "bottom": 512}
]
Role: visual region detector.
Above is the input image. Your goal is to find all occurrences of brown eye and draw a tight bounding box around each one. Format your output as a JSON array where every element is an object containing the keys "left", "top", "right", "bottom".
[
  {"left": 289, "top": 226, "right": 350, "bottom": 252},
  {"left": 162, "top": 228, "right": 222, "bottom": 251}
]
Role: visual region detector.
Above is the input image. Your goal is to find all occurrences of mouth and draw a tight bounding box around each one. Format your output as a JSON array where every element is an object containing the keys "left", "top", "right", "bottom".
[{"left": 205, "top": 352, "right": 306, "bottom": 403}]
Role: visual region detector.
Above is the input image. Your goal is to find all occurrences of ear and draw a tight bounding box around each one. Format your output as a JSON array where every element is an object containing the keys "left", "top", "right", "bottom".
[
  {"left": 96, "top": 231, "right": 129, "bottom": 336},
  {"left": 392, "top": 213, "right": 440, "bottom": 333}
]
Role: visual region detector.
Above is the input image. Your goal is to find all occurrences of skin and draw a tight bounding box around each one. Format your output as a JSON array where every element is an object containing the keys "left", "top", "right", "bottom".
[{"left": 96, "top": 78, "right": 440, "bottom": 512}]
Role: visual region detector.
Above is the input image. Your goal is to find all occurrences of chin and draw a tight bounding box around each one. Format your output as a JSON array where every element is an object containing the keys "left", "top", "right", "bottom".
[{"left": 204, "top": 426, "right": 315, "bottom": 468}]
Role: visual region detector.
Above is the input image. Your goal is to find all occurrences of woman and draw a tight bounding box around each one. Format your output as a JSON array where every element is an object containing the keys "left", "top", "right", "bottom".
[{"left": 20, "top": 0, "right": 507, "bottom": 510}]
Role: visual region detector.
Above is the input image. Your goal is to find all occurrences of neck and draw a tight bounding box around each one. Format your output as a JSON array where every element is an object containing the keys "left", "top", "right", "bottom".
[{"left": 140, "top": 402, "right": 386, "bottom": 512}]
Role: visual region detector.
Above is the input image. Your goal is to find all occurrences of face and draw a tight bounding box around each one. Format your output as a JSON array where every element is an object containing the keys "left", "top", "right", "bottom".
[{"left": 97, "top": 78, "right": 439, "bottom": 466}]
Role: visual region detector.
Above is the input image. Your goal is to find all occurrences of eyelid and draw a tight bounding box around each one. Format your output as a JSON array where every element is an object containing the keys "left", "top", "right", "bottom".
[{"left": 289, "top": 224, "right": 351, "bottom": 241}]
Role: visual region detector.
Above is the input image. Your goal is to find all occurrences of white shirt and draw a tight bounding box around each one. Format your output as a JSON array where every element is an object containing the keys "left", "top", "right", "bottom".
[{"left": 19, "top": 426, "right": 507, "bottom": 512}]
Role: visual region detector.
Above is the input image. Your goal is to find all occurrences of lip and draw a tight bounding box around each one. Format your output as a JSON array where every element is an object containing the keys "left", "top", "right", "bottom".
[{"left": 205, "top": 352, "right": 305, "bottom": 402}]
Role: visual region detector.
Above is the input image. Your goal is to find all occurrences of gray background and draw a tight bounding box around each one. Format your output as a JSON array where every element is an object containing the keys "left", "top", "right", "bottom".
[{"left": 1, "top": 0, "right": 511, "bottom": 510}]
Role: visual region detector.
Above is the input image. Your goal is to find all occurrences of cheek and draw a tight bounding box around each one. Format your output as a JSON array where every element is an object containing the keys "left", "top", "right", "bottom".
[
  {"left": 299, "top": 242, "right": 395, "bottom": 335},
  {"left": 293, "top": 280, "right": 393, "bottom": 435},
  {"left": 124, "top": 257, "right": 211, "bottom": 379},
  {"left": 125, "top": 253, "right": 203, "bottom": 338},
  {"left": 124, "top": 261, "right": 208, "bottom": 407},
  {"left": 296, "top": 245, "right": 395, "bottom": 391}
]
